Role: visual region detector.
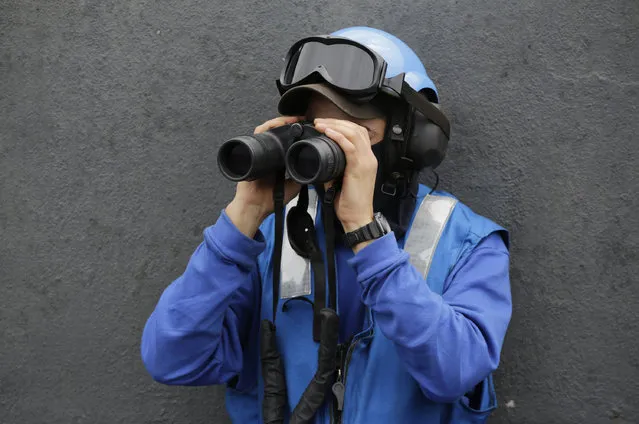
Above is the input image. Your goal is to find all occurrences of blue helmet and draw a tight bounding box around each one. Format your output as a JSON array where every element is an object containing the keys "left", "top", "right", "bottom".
[
  {"left": 330, "top": 26, "right": 440, "bottom": 102},
  {"left": 276, "top": 26, "right": 450, "bottom": 185}
]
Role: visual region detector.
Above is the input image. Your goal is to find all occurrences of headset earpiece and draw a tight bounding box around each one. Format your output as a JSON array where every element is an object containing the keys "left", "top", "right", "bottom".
[{"left": 406, "top": 102, "right": 449, "bottom": 170}]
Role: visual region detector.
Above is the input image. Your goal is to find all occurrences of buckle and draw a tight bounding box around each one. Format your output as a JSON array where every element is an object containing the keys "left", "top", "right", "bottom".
[
  {"left": 273, "top": 188, "right": 285, "bottom": 202},
  {"left": 382, "top": 73, "right": 405, "bottom": 96},
  {"left": 381, "top": 182, "right": 397, "bottom": 196}
]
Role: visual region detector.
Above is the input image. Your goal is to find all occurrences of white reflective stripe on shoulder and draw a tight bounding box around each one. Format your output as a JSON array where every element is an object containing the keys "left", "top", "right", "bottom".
[
  {"left": 280, "top": 189, "right": 318, "bottom": 299},
  {"left": 405, "top": 195, "right": 458, "bottom": 280}
]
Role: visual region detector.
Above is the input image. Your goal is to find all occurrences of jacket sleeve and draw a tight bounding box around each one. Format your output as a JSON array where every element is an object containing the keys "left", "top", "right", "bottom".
[
  {"left": 140, "top": 210, "right": 265, "bottom": 386},
  {"left": 347, "top": 231, "right": 511, "bottom": 403}
]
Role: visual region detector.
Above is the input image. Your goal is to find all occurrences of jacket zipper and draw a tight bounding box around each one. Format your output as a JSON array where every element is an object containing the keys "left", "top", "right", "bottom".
[
  {"left": 331, "top": 340, "right": 349, "bottom": 423},
  {"left": 330, "top": 322, "right": 374, "bottom": 423},
  {"left": 323, "top": 182, "right": 374, "bottom": 423}
]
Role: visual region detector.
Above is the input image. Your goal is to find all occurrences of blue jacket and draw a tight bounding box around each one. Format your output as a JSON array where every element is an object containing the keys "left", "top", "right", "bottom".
[{"left": 141, "top": 184, "right": 511, "bottom": 423}]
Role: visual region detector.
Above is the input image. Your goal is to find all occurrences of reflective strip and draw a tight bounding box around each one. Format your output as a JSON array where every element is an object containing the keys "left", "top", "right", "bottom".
[
  {"left": 280, "top": 189, "right": 318, "bottom": 299},
  {"left": 279, "top": 192, "right": 456, "bottom": 299},
  {"left": 405, "top": 195, "right": 458, "bottom": 280}
]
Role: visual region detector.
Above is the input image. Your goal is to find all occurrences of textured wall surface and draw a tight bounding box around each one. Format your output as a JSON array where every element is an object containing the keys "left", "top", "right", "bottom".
[{"left": 1, "top": 0, "right": 638, "bottom": 423}]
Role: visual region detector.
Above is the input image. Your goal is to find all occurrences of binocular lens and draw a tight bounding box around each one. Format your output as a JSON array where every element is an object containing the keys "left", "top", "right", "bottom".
[
  {"left": 286, "top": 137, "right": 345, "bottom": 185},
  {"left": 217, "top": 125, "right": 345, "bottom": 184},
  {"left": 290, "top": 147, "right": 320, "bottom": 181},
  {"left": 218, "top": 141, "right": 252, "bottom": 180},
  {"left": 217, "top": 134, "right": 284, "bottom": 181}
]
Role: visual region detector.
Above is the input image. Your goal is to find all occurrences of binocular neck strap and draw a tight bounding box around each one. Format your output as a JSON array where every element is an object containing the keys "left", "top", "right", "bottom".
[
  {"left": 319, "top": 183, "right": 340, "bottom": 311},
  {"left": 303, "top": 185, "right": 327, "bottom": 341},
  {"left": 287, "top": 183, "right": 341, "bottom": 423},
  {"left": 262, "top": 181, "right": 342, "bottom": 424},
  {"left": 272, "top": 170, "right": 286, "bottom": 322},
  {"left": 283, "top": 184, "right": 326, "bottom": 342},
  {"left": 260, "top": 170, "right": 288, "bottom": 424}
]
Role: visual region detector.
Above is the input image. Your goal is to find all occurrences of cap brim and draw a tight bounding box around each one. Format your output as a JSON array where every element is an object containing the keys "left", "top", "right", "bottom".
[{"left": 278, "top": 84, "right": 383, "bottom": 120}]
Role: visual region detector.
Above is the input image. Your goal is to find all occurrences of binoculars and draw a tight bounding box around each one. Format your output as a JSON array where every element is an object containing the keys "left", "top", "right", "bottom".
[{"left": 217, "top": 122, "right": 346, "bottom": 185}]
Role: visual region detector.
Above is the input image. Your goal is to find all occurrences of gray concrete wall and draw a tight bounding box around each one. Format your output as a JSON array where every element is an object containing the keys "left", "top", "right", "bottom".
[{"left": 1, "top": 0, "right": 637, "bottom": 423}]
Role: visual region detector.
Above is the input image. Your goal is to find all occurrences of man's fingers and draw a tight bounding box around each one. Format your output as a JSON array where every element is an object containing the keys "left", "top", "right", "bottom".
[
  {"left": 254, "top": 116, "right": 304, "bottom": 134},
  {"left": 314, "top": 118, "right": 370, "bottom": 151},
  {"left": 322, "top": 127, "right": 357, "bottom": 155},
  {"left": 315, "top": 123, "right": 378, "bottom": 175},
  {"left": 255, "top": 116, "right": 297, "bottom": 134}
]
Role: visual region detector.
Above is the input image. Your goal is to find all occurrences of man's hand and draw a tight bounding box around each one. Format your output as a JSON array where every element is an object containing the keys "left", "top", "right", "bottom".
[
  {"left": 226, "top": 116, "right": 304, "bottom": 238},
  {"left": 313, "top": 118, "right": 377, "bottom": 238}
]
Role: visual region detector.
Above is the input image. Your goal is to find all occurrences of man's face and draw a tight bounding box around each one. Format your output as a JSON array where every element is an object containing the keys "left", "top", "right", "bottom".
[{"left": 305, "top": 94, "right": 387, "bottom": 145}]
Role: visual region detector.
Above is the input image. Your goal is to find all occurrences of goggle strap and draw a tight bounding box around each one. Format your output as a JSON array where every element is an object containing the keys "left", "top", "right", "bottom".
[{"left": 401, "top": 81, "right": 451, "bottom": 139}]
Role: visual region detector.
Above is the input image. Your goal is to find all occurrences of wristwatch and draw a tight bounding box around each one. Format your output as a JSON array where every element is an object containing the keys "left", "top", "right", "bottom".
[{"left": 343, "top": 212, "right": 391, "bottom": 248}]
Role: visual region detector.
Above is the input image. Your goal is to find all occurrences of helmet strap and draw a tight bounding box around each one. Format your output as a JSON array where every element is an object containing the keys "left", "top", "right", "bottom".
[
  {"left": 372, "top": 101, "right": 419, "bottom": 240},
  {"left": 379, "top": 101, "right": 414, "bottom": 198}
]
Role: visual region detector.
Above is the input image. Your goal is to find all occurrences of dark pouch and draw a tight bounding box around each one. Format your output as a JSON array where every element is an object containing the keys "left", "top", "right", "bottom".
[{"left": 449, "top": 374, "right": 498, "bottom": 423}]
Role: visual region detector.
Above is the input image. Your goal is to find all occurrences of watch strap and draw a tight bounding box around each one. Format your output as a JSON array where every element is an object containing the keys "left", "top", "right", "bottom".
[{"left": 343, "top": 217, "right": 384, "bottom": 248}]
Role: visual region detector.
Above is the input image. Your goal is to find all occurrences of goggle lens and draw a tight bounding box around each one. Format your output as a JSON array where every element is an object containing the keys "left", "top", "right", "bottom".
[{"left": 285, "top": 41, "right": 376, "bottom": 91}]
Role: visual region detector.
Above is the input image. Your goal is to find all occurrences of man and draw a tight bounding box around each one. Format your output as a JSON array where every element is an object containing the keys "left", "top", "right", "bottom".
[{"left": 141, "top": 26, "right": 511, "bottom": 423}]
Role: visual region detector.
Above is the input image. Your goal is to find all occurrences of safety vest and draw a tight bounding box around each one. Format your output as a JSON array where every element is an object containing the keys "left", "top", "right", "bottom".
[{"left": 226, "top": 184, "right": 507, "bottom": 423}]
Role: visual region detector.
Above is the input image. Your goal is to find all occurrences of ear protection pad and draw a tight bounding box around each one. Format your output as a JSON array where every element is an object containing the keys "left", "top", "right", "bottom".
[
  {"left": 286, "top": 204, "right": 318, "bottom": 258},
  {"left": 406, "top": 103, "right": 450, "bottom": 170}
]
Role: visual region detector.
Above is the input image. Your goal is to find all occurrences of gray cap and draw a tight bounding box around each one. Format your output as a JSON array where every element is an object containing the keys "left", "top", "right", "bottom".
[{"left": 278, "top": 83, "right": 384, "bottom": 119}]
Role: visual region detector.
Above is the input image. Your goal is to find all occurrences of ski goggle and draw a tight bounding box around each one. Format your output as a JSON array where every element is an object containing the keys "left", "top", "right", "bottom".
[
  {"left": 277, "top": 36, "right": 388, "bottom": 99},
  {"left": 276, "top": 35, "right": 451, "bottom": 139}
]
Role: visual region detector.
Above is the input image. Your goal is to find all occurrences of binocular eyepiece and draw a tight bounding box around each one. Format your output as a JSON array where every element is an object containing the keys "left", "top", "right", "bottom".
[{"left": 217, "top": 122, "right": 346, "bottom": 185}]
